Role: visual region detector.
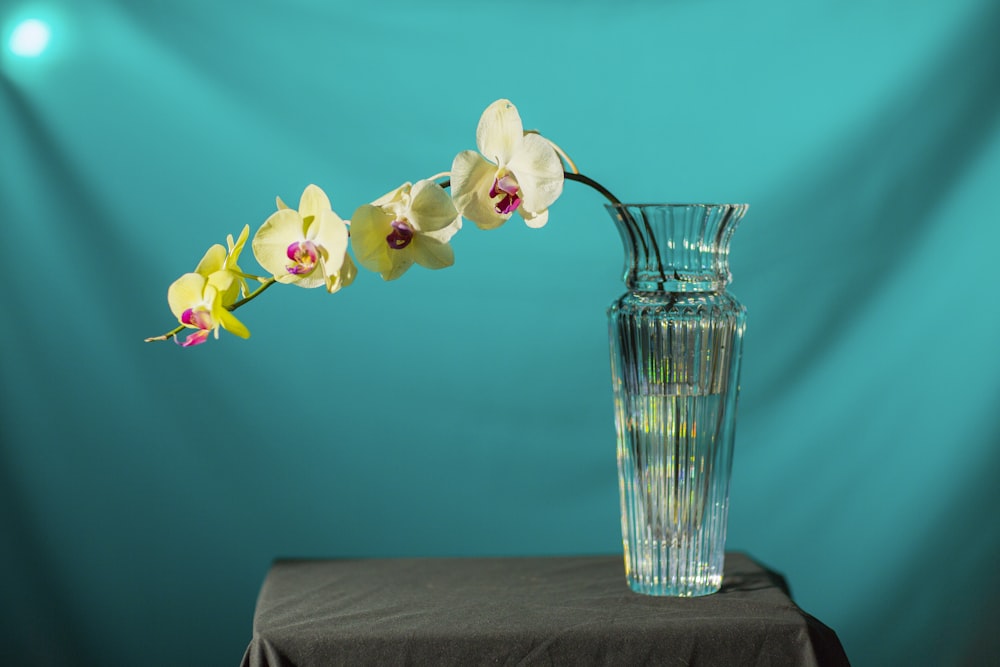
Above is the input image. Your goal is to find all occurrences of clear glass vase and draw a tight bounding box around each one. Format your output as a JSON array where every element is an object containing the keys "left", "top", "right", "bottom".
[{"left": 607, "top": 203, "right": 748, "bottom": 597}]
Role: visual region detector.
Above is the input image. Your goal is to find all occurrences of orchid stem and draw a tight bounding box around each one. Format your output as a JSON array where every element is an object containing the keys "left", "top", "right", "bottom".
[
  {"left": 228, "top": 278, "right": 276, "bottom": 310},
  {"left": 563, "top": 173, "right": 669, "bottom": 285},
  {"left": 437, "top": 171, "right": 664, "bottom": 282},
  {"left": 438, "top": 169, "right": 663, "bottom": 281},
  {"left": 144, "top": 325, "right": 185, "bottom": 343},
  {"left": 564, "top": 172, "right": 622, "bottom": 206}
]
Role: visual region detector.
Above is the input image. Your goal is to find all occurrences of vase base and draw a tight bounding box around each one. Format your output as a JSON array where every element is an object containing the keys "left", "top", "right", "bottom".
[
  {"left": 623, "top": 545, "right": 725, "bottom": 597},
  {"left": 625, "top": 576, "right": 722, "bottom": 597}
]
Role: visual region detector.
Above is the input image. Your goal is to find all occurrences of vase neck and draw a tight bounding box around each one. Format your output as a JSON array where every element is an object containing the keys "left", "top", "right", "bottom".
[{"left": 607, "top": 203, "right": 747, "bottom": 292}]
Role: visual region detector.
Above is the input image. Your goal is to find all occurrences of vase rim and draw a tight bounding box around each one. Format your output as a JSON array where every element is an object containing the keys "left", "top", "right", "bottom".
[{"left": 606, "top": 202, "right": 749, "bottom": 209}]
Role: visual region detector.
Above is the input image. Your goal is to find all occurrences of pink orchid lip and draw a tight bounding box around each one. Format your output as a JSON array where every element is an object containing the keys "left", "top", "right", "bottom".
[
  {"left": 386, "top": 219, "right": 415, "bottom": 250},
  {"left": 181, "top": 307, "right": 213, "bottom": 330},
  {"left": 286, "top": 240, "right": 320, "bottom": 275},
  {"left": 490, "top": 174, "right": 522, "bottom": 215},
  {"left": 176, "top": 329, "right": 211, "bottom": 347}
]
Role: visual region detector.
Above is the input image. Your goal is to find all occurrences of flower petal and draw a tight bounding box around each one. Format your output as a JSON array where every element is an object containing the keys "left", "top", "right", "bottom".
[
  {"left": 409, "top": 236, "right": 455, "bottom": 271},
  {"left": 506, "top": 132, "right": 564, "bottom": 214},
  {"left": 451, "top": 150, "right": 509, "bottom": 230},
  {"left": 194, "top": 244, "right": 226, "bottom": 276},
  {"left": 217, "top": 307, "right": 250, "bottom": 339},
  {"left": 408, "top": 179, "right": 460, "bottom": 235},
  {"left": 476, "top": 99, "right": 522, "bottom": 166},
  {"left": 297, "top": 184, "right": 333, "bottom": 221},
  {"left": 330, "top": 253, "right": 358, "bottom": 292},
  {"left": 206, "top": 269, "right": 243, "bottom": 305},
  {"left": 226, "top": 225, "right": 250, "bottom": 266},
  {"left": 371, "top": 182, "right": 410, "bottom": 209},
  {"left": 382, "top": 253, "right": 415, "bottom": 281},
  {"left": 311, "top": 210, "right": 349, "bottom": 273},
  {"left": 520, "top": 208, "right": 549, "bottom": 229},
  {"left": 349, "top": 203, "right": 394, "bottom": 274},
  {"left": 252, "top": 209, "right": 307, "bottom": 279},
  {"left": 223, "top": 225, "right": 252, "bottom": 298},
  {"left": 167, "top": 273, "right": 208, "bottom": 321}
]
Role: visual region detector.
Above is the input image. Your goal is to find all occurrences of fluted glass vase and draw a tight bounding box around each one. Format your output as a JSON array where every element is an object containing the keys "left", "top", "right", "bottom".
[{"left": 607, "top": 203, "right": 748, "bottom": 597}]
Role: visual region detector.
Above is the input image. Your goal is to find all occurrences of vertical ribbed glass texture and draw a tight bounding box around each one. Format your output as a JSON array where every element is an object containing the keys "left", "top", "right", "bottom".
[{"left": 607, "top": 203, "right": 747, "bottom": 596}]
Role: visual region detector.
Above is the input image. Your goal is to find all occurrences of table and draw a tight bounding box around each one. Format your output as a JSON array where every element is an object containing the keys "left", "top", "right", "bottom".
[{"left": 240, "top": 552, "right": 850, "bottom": 666}]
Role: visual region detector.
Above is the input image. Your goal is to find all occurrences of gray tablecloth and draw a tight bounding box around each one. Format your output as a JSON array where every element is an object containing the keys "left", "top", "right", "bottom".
[{"left": 240, "top": 552, "right": 850, "bottom": 666}]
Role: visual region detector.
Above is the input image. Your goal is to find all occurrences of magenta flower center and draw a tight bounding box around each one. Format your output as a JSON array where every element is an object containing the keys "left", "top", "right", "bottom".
[
  {"left": 386, "top": 219, "right": 415, "bottom": 250},
  {"left": 181, "top": 307, "right": 213, "bottom": 330},
  {"left": 286, "top": 240, "right": 320, "bottom": 275},
  {"left": 489, "top": 173, "right": 521, "bottom": 215}
]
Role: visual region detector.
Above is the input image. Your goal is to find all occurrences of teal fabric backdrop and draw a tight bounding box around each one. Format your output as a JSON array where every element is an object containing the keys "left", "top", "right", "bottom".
[{"left": 2, "top": 1, "right": 999, "bottom": 665}]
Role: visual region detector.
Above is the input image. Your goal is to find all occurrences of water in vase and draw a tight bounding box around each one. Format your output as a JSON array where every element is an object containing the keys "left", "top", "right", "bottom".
[{"left": 616, "top": 392, "right": 731, "bottom": 597}]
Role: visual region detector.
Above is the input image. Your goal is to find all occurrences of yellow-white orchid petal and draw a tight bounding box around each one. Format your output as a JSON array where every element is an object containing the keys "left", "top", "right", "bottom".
[
  {"left": 506, "top": 132, "right": 564, "bottom": 215},
  {"left": 371, "top": 183, "right": 409, "bottom": 209},
  {"left": 476, "top": 99, "right": 522, "bottom": 166},
  {"left": 298, "top": 183, "right": 332, "bottom": 222},
  {"left": 332, "top": 253, "right": 358, "bottom": 293},
  {"left": 194, "top": 245, "right": 227, "bottom": 276},
  {"left": 410, "top": 236, "right": 455, "bottom": 270},
  {"left": 310, "top": 209, "right": 349, "bottom": 270},
  {"left": 253, "top": 209, "right": 307, "bottom": 284},
  {"left": 349, "top": 204, "right": 394, "bottom": 274},
  {"left": 520, "top": 208, "right": 549, "bottom": 229},
  {"left": 225, "top": 225, "right": 250, "bottom": 269},
  {"left": 168, "top": 273, "right": 208, "bottom": 321},
  {"left": 223, "top": 224, "right": 252, "bottom": 298},
  {"left": 450, "top": 151, "right": 509, "bottom": 230},
  {"left": 383, "top": 254, "right": 416, "bottom": 281},
  {"left": 215, "top": 302, "right": 250, "bottom": 339},
  {"left": 207, "top": 269, "right": 237, "bottom": 299},
  {"left": 409, "top": 179, "right": 462, "bottom": 235}
]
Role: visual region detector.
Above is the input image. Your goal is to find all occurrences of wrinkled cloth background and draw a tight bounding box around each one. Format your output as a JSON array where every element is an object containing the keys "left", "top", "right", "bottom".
[{"left": 2, "top": 1, "right": 998, "bottom": 665}]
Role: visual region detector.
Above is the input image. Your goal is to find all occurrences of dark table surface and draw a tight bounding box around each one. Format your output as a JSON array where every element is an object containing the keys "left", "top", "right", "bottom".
[{"left": 240, "top": 552, "right": 850, "bottom": 666}]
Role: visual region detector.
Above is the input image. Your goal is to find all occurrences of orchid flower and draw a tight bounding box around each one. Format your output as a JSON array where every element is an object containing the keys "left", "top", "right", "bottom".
[
  {"left": 350, "top": 179, "right": 461, "bottom": 281},
  {"left": 251, "top": 184, "right": 356, "bottom": 293},
  {"left": 167, "top": 272, "right": 250, "bottom": 347},
  {"left": 451, "top": 99, "right": 564, "bottom": 230}
]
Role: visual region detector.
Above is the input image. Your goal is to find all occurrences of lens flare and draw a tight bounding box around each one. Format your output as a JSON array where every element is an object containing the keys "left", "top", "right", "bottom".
[{"left": 9, "top": 19, "right": 51, "bottom": 57}]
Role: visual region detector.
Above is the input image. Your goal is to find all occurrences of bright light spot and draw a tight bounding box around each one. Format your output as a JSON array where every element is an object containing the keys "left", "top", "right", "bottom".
[{"left": 9, "top": 19, "right": 51, "bottom": 57}]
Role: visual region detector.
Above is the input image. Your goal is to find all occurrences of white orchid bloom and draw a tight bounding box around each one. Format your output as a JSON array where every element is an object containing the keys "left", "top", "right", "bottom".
[
  {"left": 251, "top": 184, "right": 356, "bottom": 293},
  {"left": 351, "top": 179, "right": 461, "bottom": 281},
  {"left": 451, "top": 99, "right": 564, "bottom": 230}
]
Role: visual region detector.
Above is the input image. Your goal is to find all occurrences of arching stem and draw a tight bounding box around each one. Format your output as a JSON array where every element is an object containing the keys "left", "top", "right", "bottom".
[
  {"left": 564, "top": 174, "right": 669, "bottom": 286},
  {"left": 438, "top": 171, "right": 667, "bottom": 284}
]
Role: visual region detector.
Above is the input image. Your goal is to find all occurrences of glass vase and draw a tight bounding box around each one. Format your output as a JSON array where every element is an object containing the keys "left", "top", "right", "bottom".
[{"left": 607, "top": 203, "right": 748, "bottom": 597}]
